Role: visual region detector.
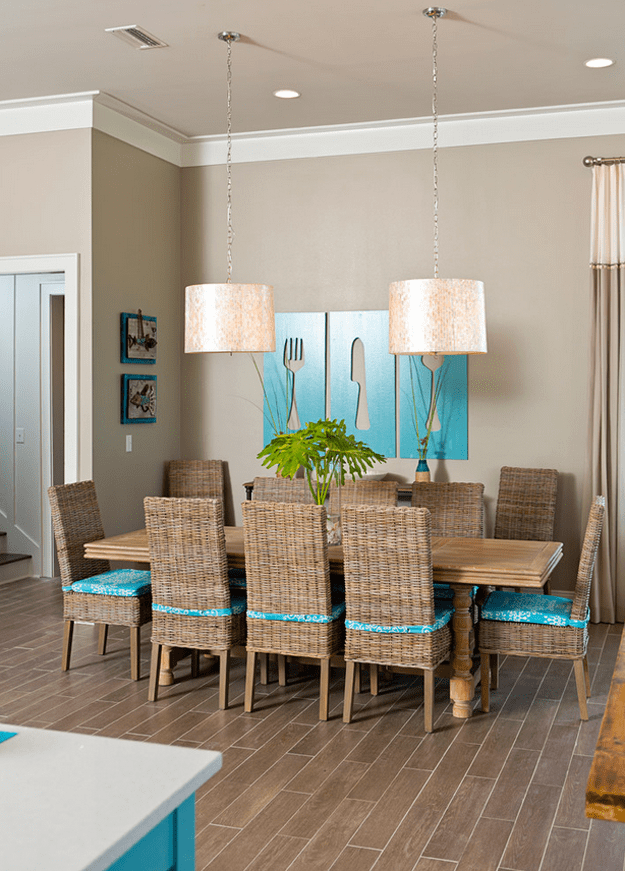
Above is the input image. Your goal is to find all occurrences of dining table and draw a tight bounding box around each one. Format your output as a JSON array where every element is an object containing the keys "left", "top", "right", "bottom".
[{"left": 84, "top": 527, "right": 563, "bottom": 719}]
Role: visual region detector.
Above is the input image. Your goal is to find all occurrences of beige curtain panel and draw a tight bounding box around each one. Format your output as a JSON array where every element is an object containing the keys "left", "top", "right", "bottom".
[{"left": 585, "top": 162, "right": 625, "bottom": 622}]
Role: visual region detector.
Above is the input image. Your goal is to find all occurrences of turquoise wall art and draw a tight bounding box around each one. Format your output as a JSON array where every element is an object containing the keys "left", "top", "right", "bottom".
[
  {"left": 398, "top": 353, "right": 468, "bottom": 460},
  {"left": 262, "top": 310, "right": 469, "bottom": 461},
  {"left": 329, "top": 310, "right": 396, "bottom": 457},
  {"left": 262, "top": 311, "right": 326, "bottom": 446}
]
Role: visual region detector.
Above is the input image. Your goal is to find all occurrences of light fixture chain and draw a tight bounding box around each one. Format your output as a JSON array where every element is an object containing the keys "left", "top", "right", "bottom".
[
  {"left": 431, "top": 11, "right": 439, "bottom": 280},
  {"left": 225, "top": 34, "right": 234, "bottom": 283}
]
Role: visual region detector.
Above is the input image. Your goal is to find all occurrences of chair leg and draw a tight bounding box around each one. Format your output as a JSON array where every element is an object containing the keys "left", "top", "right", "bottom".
[
  {"left": 148, "top": 643, "right": 162, "bottom": 702},
  {"left": 343, "top": 660, "right": 356, "bottom": 724},
  {"left": 259, "top": 653, "right": 269, "bottom": 685},
  {"left": 490, "top": 653, "right": 499, "bottom": 690},
  {"left": 190, "top": 649, "right": 200, "bottom": 679},
  {"left": 583, "top": 655, "right": 591, "bottom": 697},
  {"left": 424, "top": 669, "right": 435, "bottom": 733},
  {"left": 370, "top": 663, "right": 379, "bottom": 696},
  {"left": 245, "top": 650, "right": 257, "bottom": 713},
  {"left": 480, "top": 653, "right": 490, "bottom": 713},
  {"left": 319, "top": 658, "right": 331, "bottom": 721},
  {"left": 573, "top": 659, "right": 589, "bottom": 720},
  {"left": 278, "top": 655, "right": 287, "bottom": 687},
  {"left": 62, "top": 620, "right": 74, "bottom": 671},
  {"left": 130, "top": 626, "right": 141, "bottom": 681},
  {"left": 97, "top": 623, "right": 108, "bottom": 655},
  {"left": 219, "top": 651, "right": 231, "bottom": 710}
]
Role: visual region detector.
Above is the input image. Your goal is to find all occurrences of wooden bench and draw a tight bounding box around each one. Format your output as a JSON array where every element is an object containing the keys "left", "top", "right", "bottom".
[{"left": 586, "top": 624, "right": 625, "bottom": 821}]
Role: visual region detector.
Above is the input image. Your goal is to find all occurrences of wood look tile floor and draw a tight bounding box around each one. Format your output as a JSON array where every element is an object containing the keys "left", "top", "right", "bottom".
[{"left": 2, "top": 577, "right": 625, "bottom": 871}]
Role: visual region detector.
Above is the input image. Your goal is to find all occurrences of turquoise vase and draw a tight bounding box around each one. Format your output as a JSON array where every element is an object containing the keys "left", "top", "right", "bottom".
[{"left": 415, "top": 459, "right": 430, "bottom": 482}]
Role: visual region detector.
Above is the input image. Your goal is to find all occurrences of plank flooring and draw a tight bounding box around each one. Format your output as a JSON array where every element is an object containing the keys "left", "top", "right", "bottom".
[{"left": 2, "top": 577, "right": 625, "bottom": 871}]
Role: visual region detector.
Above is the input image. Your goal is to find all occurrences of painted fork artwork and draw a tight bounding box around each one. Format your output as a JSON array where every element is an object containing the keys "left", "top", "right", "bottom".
[{"left": 284, "top": 337, "right": 305, "bottom": 429}]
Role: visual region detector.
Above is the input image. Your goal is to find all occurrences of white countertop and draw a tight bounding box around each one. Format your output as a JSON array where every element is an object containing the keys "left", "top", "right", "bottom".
[{"left": 0, "top": 724, "right": 222, "bottom": 871}]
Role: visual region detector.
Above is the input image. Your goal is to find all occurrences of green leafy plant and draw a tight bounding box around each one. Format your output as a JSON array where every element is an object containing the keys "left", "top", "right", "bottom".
[
  {"left": 257, "top": 417, "right": 386, "bottom": 505},
  {"left": 408, "top": 355, "right": 447, "bottom": 460},
  {"left": 249, "top": 354, "right": 292, "bottom": 436}
]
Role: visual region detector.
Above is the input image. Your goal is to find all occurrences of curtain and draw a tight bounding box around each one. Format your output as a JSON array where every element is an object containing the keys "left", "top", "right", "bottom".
[{"left": 585, "top": 163, "right": 625, "bottom": 622}]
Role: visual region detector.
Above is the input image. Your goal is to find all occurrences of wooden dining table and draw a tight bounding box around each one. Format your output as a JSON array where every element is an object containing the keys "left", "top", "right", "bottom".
[{"left": 85, "top": 527, "right": 563, "bottom": 719}]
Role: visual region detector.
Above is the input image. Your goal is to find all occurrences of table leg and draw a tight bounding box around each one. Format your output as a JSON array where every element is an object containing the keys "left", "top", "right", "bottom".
[
  {"left": 450, "top": 585, "right": 475, "bottom": 718},
  {"left": 159, "top": 645, "right": 175, "bottom": 686}
]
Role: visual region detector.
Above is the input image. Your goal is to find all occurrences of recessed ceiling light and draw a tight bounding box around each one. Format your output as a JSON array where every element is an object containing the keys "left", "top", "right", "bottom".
[
  {"left": 585, "top": 57, "right": 615, "bottom": 68},
  {"left": 273, "top": 89, "right": 301, "bottom": 100}
]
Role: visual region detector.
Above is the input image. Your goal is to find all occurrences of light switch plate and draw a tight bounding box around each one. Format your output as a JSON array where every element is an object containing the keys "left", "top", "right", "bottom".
[
  {"left": 126, "top": 435, "right": 132, "bottom": 452},
  {"left": 15, "top": 428, "right": 24, "bottom": 444}
]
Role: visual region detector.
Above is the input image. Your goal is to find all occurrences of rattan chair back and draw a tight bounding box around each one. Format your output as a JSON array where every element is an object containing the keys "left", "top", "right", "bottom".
[
  {"left": 252, "top": 476, "right": 314, "bottom": 504},
  {"left": 570, "top": 496, "right": 606, "bottom": 623},
  {"left": 48, "top": 480, "right": 111, "bottom": 584},
  {"left": 411, "top": 482, "right": 484, "bottom": 538},
  {"left": 144, "top": 497, "right": 230, "bottom": 615},
  {"left": 242, "top": 501, "right": 331, "bottom": 618},
  {"left": 342, "top": 504, "right": 435, "bottom": 628},
  {"left": 167, "top": 459, "right": 224, "bottom": 502},
  {"left": 494, "top": 466, "right": 558, "bottom": 541},
  {"left": 328, "top": 480, "right": 398, "bottom": 516}
]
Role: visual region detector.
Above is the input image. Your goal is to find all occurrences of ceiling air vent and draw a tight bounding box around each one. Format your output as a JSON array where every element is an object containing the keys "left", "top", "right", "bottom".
[{"left": 105, "top": 25, "right": 168, "bottom": 50}]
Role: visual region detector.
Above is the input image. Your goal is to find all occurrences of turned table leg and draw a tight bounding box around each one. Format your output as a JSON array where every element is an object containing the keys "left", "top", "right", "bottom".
[
  {"left": 159, "top": 645, "right": 175, "bottom": 686},
  {"left": 450, "top": 584, "right": 475, "bottom": 718}
]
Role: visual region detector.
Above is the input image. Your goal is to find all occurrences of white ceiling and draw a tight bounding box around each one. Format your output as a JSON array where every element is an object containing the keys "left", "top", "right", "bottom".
[{"left": 3, "top": 0, "right": 625, "bottom": 138}]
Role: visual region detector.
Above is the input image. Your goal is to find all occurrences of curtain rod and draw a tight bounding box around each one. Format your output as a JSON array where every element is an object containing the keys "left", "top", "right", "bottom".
[{"left": 583, "top": 156, "right": 625, "bottom": 166}]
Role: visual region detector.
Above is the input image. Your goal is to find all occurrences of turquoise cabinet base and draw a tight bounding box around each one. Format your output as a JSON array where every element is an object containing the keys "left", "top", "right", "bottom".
[{"left": 105, "top": 794, "right": 195, "bottom": 871}]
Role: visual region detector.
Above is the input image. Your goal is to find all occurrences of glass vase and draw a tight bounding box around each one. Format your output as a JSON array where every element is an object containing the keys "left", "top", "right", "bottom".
[{"left": 415, "top": 459, "right": 431, "bottom": 483}]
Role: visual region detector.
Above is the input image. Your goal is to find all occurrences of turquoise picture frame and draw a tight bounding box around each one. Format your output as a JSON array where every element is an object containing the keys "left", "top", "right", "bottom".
[
  {"left": 399, "top": 354, "right": 468, "bottom": 459},
  {"left": 121, "top": 374, "right": 157, "bottom": 424},
  {"left": 330, "top": 310, "right": 396, "bottom": 457},
  {"left": 262, "top": 312, "right": 326, "bottom": 445},
  {"left": 120, "top": 311, "right": 157, "bottom": 364}
]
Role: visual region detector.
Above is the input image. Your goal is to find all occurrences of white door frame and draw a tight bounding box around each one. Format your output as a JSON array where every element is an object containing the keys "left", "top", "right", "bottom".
[{"left": 0, "top": 254, "right": 86, "bottom": 485}]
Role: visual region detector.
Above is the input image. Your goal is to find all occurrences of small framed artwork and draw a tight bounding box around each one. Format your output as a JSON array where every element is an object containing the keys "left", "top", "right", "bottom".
[
  {"left": 120, "top": 311, "right": 157, "bottom": 364},
  {"left": 121, "top": 374, "right": 157, "bottom": 424}
]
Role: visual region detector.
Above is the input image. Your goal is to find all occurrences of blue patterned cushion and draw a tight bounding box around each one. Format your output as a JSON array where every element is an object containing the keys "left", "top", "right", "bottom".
[
  {"left": 64, "top": 569, "right": 151, "bottom": 597},
  {"left": 346, "top": 603, "right": 454, "bottom": 634},
  {"left": 481, "top": 591, "right": 589, "bottom": 628},
  {"left": 433, "top": 583, "right": 479, "bottom": 602},
  {"left": 152, "top": 592, "right": 246, "bottom": 618},
  {"left": 228, "top": 567, "right": 247, "bottom": 589},
  {"left": 247, "top": 601, "right": 346, "bottom": 624}
]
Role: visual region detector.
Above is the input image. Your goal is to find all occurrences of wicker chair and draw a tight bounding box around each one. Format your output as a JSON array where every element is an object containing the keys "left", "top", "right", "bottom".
[
  {"left": 242, "top": 501, "right": 344, "bottom": 720},
  {"left": 48, "top": 481, "right": 151, "bottom": 680},
  {"left": 167, "top": 460, "right": 225, "bottom": 502},
  {"left": 144, "top": 497, "right": 245, "bottom": 709},
  {"left": 328, "top": 480, "right": 398, "bottom": 516},
  {"left": 341, "top": 505, "right": 453, "bottom": 733},
  {"left": 411, "top": 481, "right": 484, "bottom": 605},
  {"left": 494, "top": 466, "right": 558, "bottom": 542},
  {"left": 479, "top": 496, "right": 605, "bottom": 720},
  {"left": 411, "top": 481, "right": 484, "bottom": 537},
  {"left": 252, "top": 476, "right": 314, "bottom": 503}
]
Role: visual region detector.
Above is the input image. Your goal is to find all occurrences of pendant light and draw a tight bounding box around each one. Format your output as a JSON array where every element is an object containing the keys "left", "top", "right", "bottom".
[
  {"left": 185, "top": 32, "right": 276, "bottom": 354},
  {"left": 389, "top": 8, "right": 486, "bottom": 356}
]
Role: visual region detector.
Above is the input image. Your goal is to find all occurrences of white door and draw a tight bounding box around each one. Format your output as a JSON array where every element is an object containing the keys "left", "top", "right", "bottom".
[{"left": 0, "top": 273, "right": 65, "bottom": 577}]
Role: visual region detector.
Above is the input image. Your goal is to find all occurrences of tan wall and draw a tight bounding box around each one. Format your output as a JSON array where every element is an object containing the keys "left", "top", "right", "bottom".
[
  {"left": 0, "top": 128, "right": 93, "bottom": 483},
  {"left": 181, "top": 132, "right": 625, "bottom": 589},
  {"left": 92, "top": 131, "right": 181, "bottom": 534}
]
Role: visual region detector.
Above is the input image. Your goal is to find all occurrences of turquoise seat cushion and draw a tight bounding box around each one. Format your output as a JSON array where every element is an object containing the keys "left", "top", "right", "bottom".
[
  {"left": 228, "top": 567, "right": 247, "bottom": 589},
  {"left": 64, "top": 569, "right": 151, "bottom": 597},
  {"left": 433, "top": 584, "right": 478, "bottom": 602},
  {"left": 247, "top": 601, "right": 345, "bottom": 624},
  {"left": 345, "top": 603, "right": 453, "bottom": 634},
  {"left": 482, "top": 591, "right": 589, "bottom": 628},
  {"left": 152, "top": 591, "right": 246, "bottom": 618}
]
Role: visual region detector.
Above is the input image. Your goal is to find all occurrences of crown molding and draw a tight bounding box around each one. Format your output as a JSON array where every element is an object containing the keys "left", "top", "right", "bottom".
[{"left": 0, "top": 92, "right": 624, "bottom": 167}]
